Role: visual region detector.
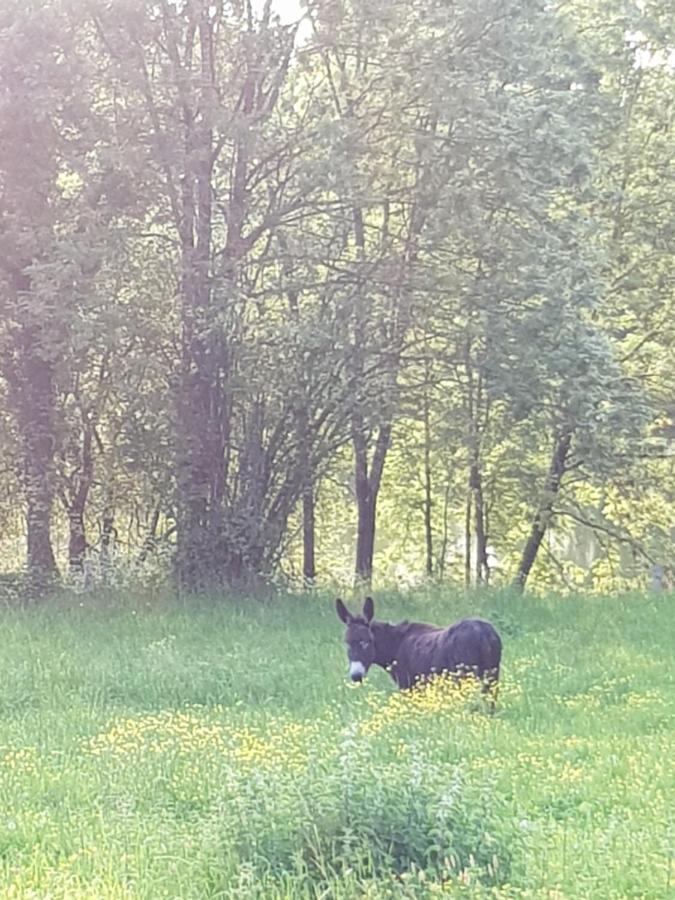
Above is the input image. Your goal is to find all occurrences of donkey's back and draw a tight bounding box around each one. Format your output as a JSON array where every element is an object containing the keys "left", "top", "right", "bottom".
[
  {"left": 441, "top": 617, "right": 501, "bottom": 679},
  {"left": 395, "top": 616, "right": 501, "bottom": 689}
]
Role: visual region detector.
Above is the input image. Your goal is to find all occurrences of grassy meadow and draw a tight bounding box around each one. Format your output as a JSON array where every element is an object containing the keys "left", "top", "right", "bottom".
[{"left": 0, "top": 588, "right": 673, "bottom": 899}]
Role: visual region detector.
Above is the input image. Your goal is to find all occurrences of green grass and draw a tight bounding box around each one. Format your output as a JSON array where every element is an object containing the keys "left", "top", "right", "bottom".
[{"left": 0, "top": 588, "right": 673, "bottom": 898}]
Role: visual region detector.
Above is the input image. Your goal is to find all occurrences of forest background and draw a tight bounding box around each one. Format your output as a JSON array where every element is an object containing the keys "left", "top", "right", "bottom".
[{"left": 1, "top": 0, "right": 673, "bottom": 598}]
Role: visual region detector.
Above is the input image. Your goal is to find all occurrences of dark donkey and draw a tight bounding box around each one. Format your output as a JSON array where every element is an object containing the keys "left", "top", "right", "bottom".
[{"left": 336, "top": 596, "right": 502, "bottom": 701}]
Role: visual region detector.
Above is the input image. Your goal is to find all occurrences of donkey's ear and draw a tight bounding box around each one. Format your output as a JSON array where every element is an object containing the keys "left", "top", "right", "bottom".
[
  {"left": 363, "top": 596, "right": 374, "bottom": 622},
  {"left": 336, "top": 598, "right": 351, "bottom": 624}
]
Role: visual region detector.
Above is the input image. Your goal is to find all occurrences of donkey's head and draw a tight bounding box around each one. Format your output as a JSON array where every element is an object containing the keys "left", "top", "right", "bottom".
[{"left": 336, "top": 596, "right": 375, "bottom": 682}]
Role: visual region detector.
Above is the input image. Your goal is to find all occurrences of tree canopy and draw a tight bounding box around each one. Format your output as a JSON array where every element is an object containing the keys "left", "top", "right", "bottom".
[{"left": 0, "top": 0, "right": 673, "bottom": 596}]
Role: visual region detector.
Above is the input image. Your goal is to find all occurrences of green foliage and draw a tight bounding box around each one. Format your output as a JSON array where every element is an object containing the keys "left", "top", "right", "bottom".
[{"left": 0, "top": 0, "right": 673, "bottom": 592}]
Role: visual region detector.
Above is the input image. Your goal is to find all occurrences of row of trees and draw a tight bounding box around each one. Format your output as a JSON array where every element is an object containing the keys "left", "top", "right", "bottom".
[{"left": 0, "top": 0, "right": 673, "bottom": 597}]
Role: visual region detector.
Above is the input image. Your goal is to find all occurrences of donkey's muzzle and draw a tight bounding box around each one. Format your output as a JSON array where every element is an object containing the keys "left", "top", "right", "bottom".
[{"left": 349, "top": 661, "right": 366, "bottom": 683}]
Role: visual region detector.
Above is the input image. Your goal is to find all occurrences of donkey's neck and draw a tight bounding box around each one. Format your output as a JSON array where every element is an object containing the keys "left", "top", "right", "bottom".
[{"left": 371, "top": 620, "right": 405, "bottom": 677}]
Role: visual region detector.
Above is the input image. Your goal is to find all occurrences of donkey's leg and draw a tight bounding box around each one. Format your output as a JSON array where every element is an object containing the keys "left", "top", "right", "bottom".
[{"left": 481, "top": 668, "right": 499, "bottom": 714}]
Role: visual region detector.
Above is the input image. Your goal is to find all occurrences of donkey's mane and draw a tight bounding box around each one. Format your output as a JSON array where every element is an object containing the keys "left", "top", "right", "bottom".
[{"left": 391, "top": 618, "right": 437, "bottom": 633}]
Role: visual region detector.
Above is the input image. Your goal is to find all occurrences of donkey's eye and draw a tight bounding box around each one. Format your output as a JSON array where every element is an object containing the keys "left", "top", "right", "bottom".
[{"left": 360, "top": 640, "right": 370, "bottom": 649}]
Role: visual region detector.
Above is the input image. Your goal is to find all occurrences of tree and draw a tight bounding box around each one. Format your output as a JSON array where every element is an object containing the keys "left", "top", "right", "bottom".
[{"left": 0, "top": 1, "right": 86, "bottom": 592}]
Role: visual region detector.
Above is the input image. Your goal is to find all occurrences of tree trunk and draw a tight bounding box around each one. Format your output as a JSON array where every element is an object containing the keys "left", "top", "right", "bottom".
[
  {"left": 175, "top": 16, "right": 224, "bottom": 594},
  {"left": 25, "top": 407, "right": 59, "bottom": 594},
  {"left": 5, "top": 272, "right": 59, "bottom": 596},
  {"left": 176, "top": 324, "right": 221, "bottom": 591},
  {"left": 464, "top": 337, "right": 491, "bottom": 586},
  {"left": 355, "top": 493, "right": 377, "bottom": 585},
  {"left": 464, "top": 493, "right": 472, "bottom": 589},
  {"left": 100, "top": 493, "right": 116, "bottom": 571},
  {"left": 514, "top": 431, "right": 573, "bottom": 591},
  {"left": 355, "top": 493, "right": 375, "bottom": 585},
  {"left": 354, "top": 423, "right": 391, "bottom": 587},
  {"left": 302, "top": 480, "right": 316, "bottom": 585},
  {"left": 350, "top": 197, "right": 395, "bottom": 588},
  {"left": 285, "top": 266, "right": 317, "bottom": 587},
  {"left": 470, "top": 458, "right": 489, "bottom": 584},
  {"left": 64, "top": 424, "right": 94, "bottom": 575},
  {"left": 438, "top": 481, "right": 451, "bottom": 580},
  {"left": 137, "top": 500, "right": 162, "bottom": 566},
  {"left": 68, "top": 509, "right": 87, "bottom": 574},
  {"left": 423, "top": 387, "right": 434, "bottom": 578}
]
